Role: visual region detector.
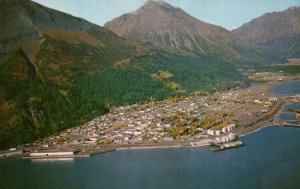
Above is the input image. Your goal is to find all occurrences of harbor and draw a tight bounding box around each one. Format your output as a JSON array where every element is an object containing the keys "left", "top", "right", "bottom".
[
  {"left": 1, "top": 126, "right": 300, "bottom": 189},
  {"left": 11, "top": 133, "right": 243, "bottom": 160}
]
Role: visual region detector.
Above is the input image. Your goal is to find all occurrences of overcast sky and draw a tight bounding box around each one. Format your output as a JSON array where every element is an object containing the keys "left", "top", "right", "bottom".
[{"left": 32, "top": 0, "right": 300, "bottom": 30}]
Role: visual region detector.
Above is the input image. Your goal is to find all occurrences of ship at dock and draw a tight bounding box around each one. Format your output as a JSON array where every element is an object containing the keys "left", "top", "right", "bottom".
[
  {"left": 211, "top": 133, "right": 244, "bottom": 151},
  {"left": 210, "top": 141, "right": 244, "bottom": 152}
]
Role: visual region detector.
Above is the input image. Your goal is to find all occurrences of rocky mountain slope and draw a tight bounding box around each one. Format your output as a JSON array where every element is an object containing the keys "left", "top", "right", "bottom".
[
  {"left": 104, "top": 0, "right": 240, "bottom": 59},
  {"left": 233, "top": 7, "right": 300, "bottom": 61},
  {"left": 0, "top": 0, "right": 140, "bottom": 82}
]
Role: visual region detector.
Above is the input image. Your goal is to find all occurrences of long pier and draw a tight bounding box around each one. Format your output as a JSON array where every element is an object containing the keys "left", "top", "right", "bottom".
[{"left": 22, "top": 154, "right": 90, "bottom": 159}]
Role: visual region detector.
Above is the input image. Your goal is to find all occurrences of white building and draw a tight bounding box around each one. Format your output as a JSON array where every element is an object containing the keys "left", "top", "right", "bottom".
[
  {"left": 269, "top": 97, "right": 278, "bottom": 102},
  {"left": 133, "top": 131, "right": 142, "bottom": 136},
  {"left": 215, "top": 133, "right": 236, "bottom": 143},
  {"left": 164, "top": 137, "right": 174, "bottom": 141},
  {"left": 215, "top": 130, "right": 221, "bottom": 136},
  {"left": 207, "top": 129, "right": 215, "bottom": 136},
  {"left": 30, "top": 151, "right": 75, "bottom": 157},
  {"left": 254, "top": 99, "right": 264, "bottom": 104},
  {"left": 222, "top": 124, "right": 236, "bottom": 133},
  {"left": 124, "top": 131, "right": 133, "bottom": 135}
]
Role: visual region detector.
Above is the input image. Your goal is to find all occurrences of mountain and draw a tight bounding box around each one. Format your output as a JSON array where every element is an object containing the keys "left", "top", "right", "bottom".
[
  {"left": 233, "top": 7, "right": 300, "bottom": 61},
  {"left": 0, "top": 0, "right": 141, "bottom": 149},
  {"left": 0, "top": 0, "right": 141, "bottom": 82},
  {"left": 104, "top": 0, "right": 239, "bottom": 59},
  {"left": 0, "top": 0, "right": 247, "bottom": 149}
]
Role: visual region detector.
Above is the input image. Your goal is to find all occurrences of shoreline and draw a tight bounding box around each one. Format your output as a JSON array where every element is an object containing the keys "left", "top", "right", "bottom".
[
  {"left": 22, "top": 123, "right": 300, "bottom": 160},
  {"left": 19, "top": 124, "right": 299, "bottom": 160},
  {"left": 2, "top": 79, "right": 300, "bottom": 160},
  {"left": 3, "top": 124, "right": 299, "bottom": 160}
]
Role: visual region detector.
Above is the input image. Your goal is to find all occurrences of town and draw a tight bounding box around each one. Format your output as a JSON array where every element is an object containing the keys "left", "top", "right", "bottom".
[
  {"left": 33, "top": 87, "right": 278, "bottom": 146},
  {"left": 1, "top": 75, "right": 300, "bottom": 159},
  {"left": 20, "top": 79, "right": 299, "bottom": 157}
]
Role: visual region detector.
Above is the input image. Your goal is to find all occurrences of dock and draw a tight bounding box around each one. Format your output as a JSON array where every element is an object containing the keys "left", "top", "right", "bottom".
[
  {"left": 22, "top": 154, "right": 90, "bottom": 159},
  {"left": 283, "top": 124, "right": 300, "bottom": 127},
  {"left": 0, "top": 150, "right": 23, "bottom": 159},
  {"left": 210, "top": 141, "right": 244, "bottom": 152}
]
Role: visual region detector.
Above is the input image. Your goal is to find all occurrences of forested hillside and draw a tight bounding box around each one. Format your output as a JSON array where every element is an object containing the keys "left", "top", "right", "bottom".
[{"left": 0, "top": 0, "right": 249, "bottom": 149}]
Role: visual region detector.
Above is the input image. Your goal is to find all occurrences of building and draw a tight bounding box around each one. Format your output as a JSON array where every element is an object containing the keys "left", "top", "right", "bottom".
[
  {"left": 207, "top": 129, "right": 215, "bottom": 136},
  {"left": 113, "top": 139, "right": 123, "bottom": 144},
  {"left": 164, "top": 137, "right": 174, "bottom": 141},
  {"left": 269, "top": 97, "right": 278, "bottom": 102},
  {"left": 215, "top": 133, "right": 236, "bottom": 143},
  {"left": 215, "top": 130, "right": 221, "bottom": 136},
  {"left": 133, "top": 131, "right": 142, "bottom": 136},
  {"left": 208, "top": 128, "right": 225, "bottom": 136},
  {"left": 228, "top": 133, "right": 236, "bottom": 140},
  {"left": 30, "top": 151, "right": 75, "bottom": 157},
  {"left": 222, "top": 124, "right": 236, "bottom": 133},
  {"left": 254, "top": 100, "right": 262, "bottom": 104}
]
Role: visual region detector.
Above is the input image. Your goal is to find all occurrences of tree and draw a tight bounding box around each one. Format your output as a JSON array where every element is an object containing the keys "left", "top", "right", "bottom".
[{"left": 103, "top": 138, "right": 111, "bottom": 144}]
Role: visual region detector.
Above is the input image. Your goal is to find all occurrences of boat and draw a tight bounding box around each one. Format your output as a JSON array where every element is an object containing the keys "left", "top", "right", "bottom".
[{"left": 210, "top": 141, "right": 244, "bottom": 152}]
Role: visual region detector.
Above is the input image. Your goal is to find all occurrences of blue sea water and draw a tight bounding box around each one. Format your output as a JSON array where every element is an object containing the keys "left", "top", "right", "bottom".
[{"left": 0, "top": 127, "right": 300, "bottom": 189}]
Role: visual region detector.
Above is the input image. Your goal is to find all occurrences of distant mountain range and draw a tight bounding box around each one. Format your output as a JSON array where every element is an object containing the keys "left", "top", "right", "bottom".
[
  {"left": 0, "top": 0, "right": 299, "bottom": 149},
  {"left": 233, "top": 6, "right": 300, "bottom": 61},
  {"left": 104, "top": 0, "right": 300, "bottom": 62}
]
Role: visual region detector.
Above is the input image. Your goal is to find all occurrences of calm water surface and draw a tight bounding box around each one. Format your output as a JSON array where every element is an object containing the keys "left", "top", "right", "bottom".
[
  {"left": 269, "top": 80, "right": 300, "bottom": 96},
  {"left": 287, "top": 103, "right": 300, "bottom": 111},
  {"left": 272, "top": 81, "right": 300, "bottom": 124},
  {"left": 1, "top": 127, "right": 300, "bottom": 189},
  {"left": 279, "top": 114, "right": 297, "bottom": 121}
]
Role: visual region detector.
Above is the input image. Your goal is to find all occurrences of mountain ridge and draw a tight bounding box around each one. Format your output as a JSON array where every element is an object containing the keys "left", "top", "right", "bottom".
[
  {"left": 104, "top": 0, "right": 239, "bottom": 59},
  {"left": 233, "top": 6, "right": 300, "bottom": 61}
]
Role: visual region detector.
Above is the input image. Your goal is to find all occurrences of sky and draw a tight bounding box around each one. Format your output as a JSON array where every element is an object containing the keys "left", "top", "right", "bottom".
[{"left": 32, "top": 0, "right": 300, "bottom": 30}]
